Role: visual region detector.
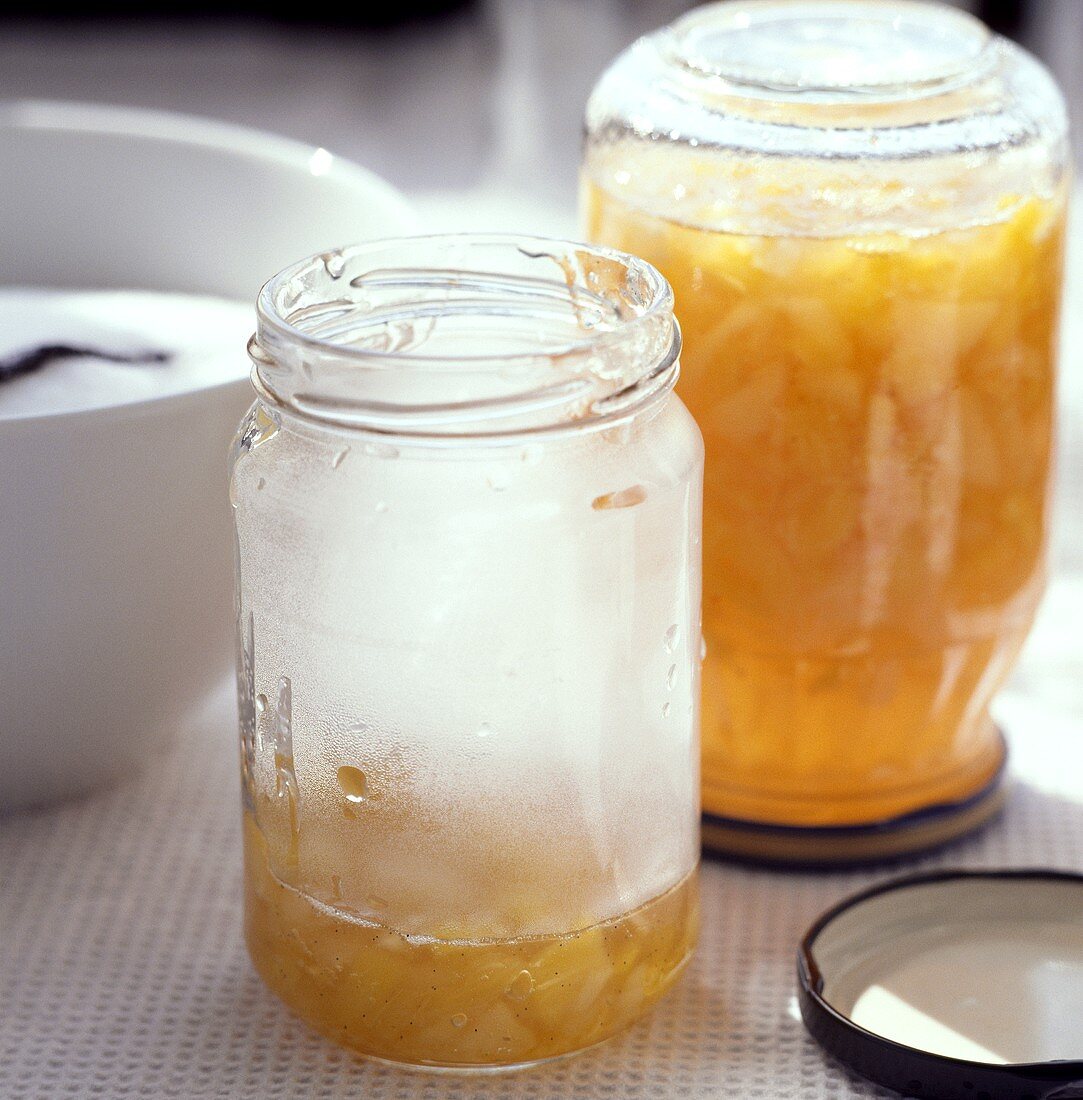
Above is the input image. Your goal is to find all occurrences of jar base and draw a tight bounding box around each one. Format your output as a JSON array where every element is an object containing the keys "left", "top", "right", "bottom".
[
  {"left": 243, "top": 812, "right": 699, "bottom": 1069},
  {"left": 251, "top": 950, "right": 695, "bottom": 1075},
  {"left": 702, "top": 733, "right": 1007, "bottom": 866},
  {"left": 344, "top": 1027, "right": 639, "bottom": 1076}
]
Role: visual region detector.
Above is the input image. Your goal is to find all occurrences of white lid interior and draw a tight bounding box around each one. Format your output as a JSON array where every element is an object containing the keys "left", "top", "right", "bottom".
[{"left": 811, "top": 875, "right": 1083, "bottom": 1065}]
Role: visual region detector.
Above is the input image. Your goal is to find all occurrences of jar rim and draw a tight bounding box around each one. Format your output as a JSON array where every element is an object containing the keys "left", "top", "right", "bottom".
[
  {"left": 255, "top": 233, "right": 674, "bottom": 368},
  {"left": 250, "top": 233, "right": 681, "bottom": 439}
]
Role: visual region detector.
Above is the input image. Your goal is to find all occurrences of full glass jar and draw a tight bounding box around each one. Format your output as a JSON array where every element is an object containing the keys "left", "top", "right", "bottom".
[
  {"left": 582, "top": 1, "right": 1069, "bottom": 861},
  {"left": 231, "top": 235, "right": 702, "bottom": 1069}
]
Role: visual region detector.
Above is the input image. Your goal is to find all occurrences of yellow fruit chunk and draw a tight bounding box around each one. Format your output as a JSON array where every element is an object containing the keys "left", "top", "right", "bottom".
[
  {"left": 243, "top": 813, "right": 698, "bottom": 1068},
  {"left": 584, "top": 172, "right": 1066, "bottom": 826}
]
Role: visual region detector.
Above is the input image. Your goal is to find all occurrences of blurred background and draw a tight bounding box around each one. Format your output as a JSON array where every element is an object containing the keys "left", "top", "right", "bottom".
[{"left": 1, "top": 0, "right": 1080, "bottom": 236}]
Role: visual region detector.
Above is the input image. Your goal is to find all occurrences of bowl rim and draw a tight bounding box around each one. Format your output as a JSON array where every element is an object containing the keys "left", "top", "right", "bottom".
[
  {"left": 0, "top": 98, "right": 416, "bottom": 224},
  {"left": 0, "top": 99, "right": 417, "bottom": 426}
]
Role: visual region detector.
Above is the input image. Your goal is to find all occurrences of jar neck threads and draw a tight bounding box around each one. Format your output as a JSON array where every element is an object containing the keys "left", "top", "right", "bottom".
[{"left": 250, "top": 234, "right": 680, "bottom": 440}]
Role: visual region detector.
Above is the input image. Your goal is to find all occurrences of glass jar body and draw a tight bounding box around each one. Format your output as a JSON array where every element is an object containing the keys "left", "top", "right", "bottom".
[
  {"left": 231, "top": 389, "right": 703, "bottom": 1068},
  {"left": 582, "top": 2, "right": 1069, "bottom": 853}
]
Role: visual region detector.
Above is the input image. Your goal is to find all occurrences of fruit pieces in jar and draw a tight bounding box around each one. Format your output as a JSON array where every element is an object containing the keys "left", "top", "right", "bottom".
[
  {"left": 583, "top": 173, "right": 1066, "bottom": 825},
  {"left": 243, "top": 812, "right": 699, "bottom": 1068}
]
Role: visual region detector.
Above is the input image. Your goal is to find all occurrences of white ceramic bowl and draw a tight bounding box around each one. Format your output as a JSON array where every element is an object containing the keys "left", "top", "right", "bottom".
[{"left": 0, "top": 101, "right": 417, "bottom": 811}]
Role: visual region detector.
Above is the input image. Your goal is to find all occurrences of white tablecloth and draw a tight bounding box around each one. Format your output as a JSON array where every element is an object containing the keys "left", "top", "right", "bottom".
[{"left": 3, "top": 210, "right": 1082, "bottom": 1100}]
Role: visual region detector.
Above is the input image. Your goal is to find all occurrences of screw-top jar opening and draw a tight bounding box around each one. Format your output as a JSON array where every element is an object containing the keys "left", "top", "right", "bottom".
[
  {"left": 250, "top": 234, "right": 680, "bottom": 440},
  {"left": 665, "top": 0, "right": 995, "bottom": 102}
]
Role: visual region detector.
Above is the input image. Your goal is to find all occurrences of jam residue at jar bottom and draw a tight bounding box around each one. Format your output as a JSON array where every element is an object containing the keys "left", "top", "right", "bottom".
[{"left": 243, "top": 813, "right": 699, "bottom": 1069}]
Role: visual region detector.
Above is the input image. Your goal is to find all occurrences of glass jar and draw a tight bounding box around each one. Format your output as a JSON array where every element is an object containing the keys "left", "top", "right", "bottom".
[
  {"left": 582, "top": 1, "right": 1069, "bottom": 861},
  {"left": 231, "top": 235, "right": 703, "bottom": 1069}
]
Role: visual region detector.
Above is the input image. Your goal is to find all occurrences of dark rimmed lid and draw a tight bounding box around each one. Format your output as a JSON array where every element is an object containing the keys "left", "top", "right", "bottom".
[{"left": 798, "top": 871, "right": 1083, "bottom": 1100}]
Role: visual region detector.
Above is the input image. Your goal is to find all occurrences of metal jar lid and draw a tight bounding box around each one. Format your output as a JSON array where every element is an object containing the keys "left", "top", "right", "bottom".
[{"left": 798, "top": 870, "right": 1083, "bottom": 1100}]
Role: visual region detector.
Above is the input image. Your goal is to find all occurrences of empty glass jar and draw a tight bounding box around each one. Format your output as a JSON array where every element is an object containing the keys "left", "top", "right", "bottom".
[
  {"left": 583, "top": 0, "right": 1069, "bottom": 861},
  {"left": 231, "top": 235, "right": 702, "bottom": 1069}
]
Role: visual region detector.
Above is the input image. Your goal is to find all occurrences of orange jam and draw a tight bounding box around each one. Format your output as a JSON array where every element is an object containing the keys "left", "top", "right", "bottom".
[
  {"left": 243, "top": 813, "right": 698, "bottom": 1068},
  {"left": 584, "top": 175, "right": 1067, "bottom": 827}
]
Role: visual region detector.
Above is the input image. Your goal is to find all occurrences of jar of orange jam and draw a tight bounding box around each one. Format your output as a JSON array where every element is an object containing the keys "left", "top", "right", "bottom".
[
  {"left": 583, "top": 0, "right": 1069, "bottom": 862},
  {"left": 231, "top": 236, "right": 702, "bottom": 1068}
]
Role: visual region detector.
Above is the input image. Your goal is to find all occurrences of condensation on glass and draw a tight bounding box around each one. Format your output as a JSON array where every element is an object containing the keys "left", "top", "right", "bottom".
[
  {"left": 582, "top": 1, "right": 1069, "bottom": 860},
  {"left": 230, "top": 235, "right": 703, "bottom": 1069}
]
